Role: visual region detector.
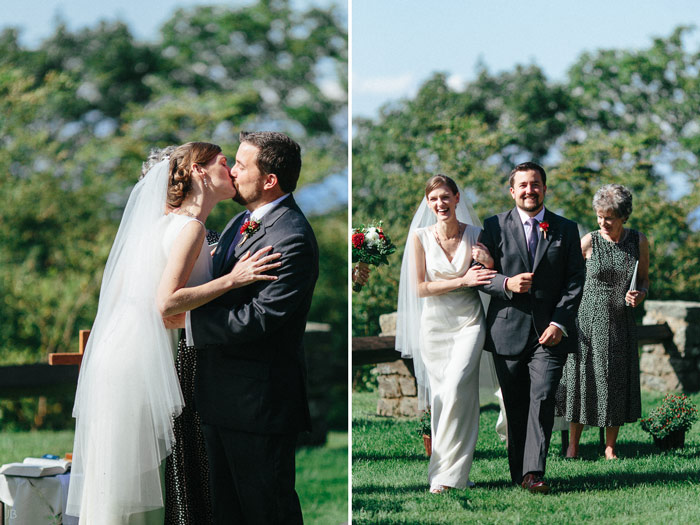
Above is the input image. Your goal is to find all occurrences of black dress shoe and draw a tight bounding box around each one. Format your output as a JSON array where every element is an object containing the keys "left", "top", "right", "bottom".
[{"left": 521, "top": 473, "right": 550, "bottom": 494}]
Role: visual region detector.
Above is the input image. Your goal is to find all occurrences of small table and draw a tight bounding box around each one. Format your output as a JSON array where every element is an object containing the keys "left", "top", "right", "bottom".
[{"left": 0, "top": 473, "right": 77, "bottom": 525}]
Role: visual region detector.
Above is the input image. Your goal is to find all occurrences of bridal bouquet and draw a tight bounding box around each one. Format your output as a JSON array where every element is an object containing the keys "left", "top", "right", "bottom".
[{"left": 351, "top": 221, "right": 396, "bottom": 292}]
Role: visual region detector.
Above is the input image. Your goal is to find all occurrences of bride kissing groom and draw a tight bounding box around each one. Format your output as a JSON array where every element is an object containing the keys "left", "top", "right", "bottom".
[{"left": 67, "top": 131, "right": 318, "bottom": 524}]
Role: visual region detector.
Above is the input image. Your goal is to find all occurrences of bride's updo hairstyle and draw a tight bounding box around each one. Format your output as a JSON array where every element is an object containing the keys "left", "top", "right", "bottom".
[
  {"left": 166, "top": 142, "right": 222, "bottom": 207},
  {"left": 425, "top": 174, "right": 459, "bottom": 198}
]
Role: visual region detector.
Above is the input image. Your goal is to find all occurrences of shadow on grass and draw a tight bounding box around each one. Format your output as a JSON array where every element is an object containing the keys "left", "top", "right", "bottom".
[
  {"left": 353, "top": 485, "right": 479, "bottom": 525},
  {"left": 552, "top": 439, "right": 700, "bottom": 460},
  {"left": 472, "top": 447, "right": 508, "bottom": 460},
  {"left": 353, "top": 452, "right": 427, "bottom": 461},
  {"left": 352, "top": 483, "right": 432, "bottom": 496},
  {"left": 552, "top": 468, "right": 700, "bottom": 492},
  {"left": 354, "top": 445, "right": 509, "bottom": 462},
  {"left": 352, "top": 477, "right": 516, "bottom": 497}
]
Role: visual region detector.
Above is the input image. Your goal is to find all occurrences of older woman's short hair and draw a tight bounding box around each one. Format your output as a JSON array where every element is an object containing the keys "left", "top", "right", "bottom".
[{"left": 593, "top": 184, "right": 633, "bottom": 220}]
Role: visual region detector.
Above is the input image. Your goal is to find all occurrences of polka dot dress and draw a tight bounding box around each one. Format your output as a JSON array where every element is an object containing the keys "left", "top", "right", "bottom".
[
  {"left": 165, "top": 340, "right": 212, "bottom": 524},
  {"left": 164, "top": 230, "right": 219, "bottom": 524},
  {"left": 557, "top": 230, "right": 642, "bottom": 427}
]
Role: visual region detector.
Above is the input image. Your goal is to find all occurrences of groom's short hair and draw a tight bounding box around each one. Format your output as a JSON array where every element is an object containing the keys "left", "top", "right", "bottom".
[
  {"left": 239, "top": 131, "right": 302, "bottom": 193},
  {"left": 509, "top": 162, "right": 547, "bottom": 187}
]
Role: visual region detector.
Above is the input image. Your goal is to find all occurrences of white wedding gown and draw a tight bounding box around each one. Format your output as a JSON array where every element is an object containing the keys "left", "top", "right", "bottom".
[
  {"left": 416, "top": 225, "right": 486, "bottom": 491},
  {"left": 67, "top": 214, "right": 211, "bottom": 525}
]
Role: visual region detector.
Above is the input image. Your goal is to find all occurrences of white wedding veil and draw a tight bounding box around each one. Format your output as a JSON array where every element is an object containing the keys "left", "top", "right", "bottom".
[
  {"left": 67, "top": 160, "right": 184, "bottom": 520},
  {"left": 395, "top": 185, "right": 504, "bottom": 427}
]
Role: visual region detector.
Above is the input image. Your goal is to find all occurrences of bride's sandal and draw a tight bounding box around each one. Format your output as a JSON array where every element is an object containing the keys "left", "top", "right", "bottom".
[{"left": 430, "top": 485, "right": 452, "bottom": 494}]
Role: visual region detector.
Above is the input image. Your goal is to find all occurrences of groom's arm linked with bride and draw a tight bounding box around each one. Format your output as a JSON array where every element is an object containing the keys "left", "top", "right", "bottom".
[
  {"left": 187, "top": 132, "right": 318, "bottom": 524},
  {"left": 476, "top": 162, "right": 585, "bottom": 494}
]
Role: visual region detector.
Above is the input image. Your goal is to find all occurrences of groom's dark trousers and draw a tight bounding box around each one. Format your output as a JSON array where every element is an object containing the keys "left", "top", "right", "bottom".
[
  {"left": 478, "top": 208, "right": 584, "bottom": 484},
  {"left": 190, "top": 195, "right": 318, "bottom": 524},
  {"left": 492, "top": 329, "right": 567, "bottom": 484}
]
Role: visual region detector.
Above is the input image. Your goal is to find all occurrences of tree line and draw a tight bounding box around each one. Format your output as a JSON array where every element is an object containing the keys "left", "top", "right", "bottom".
[{"left": 0, "top": 0, "right": 348, "bottom": 364}]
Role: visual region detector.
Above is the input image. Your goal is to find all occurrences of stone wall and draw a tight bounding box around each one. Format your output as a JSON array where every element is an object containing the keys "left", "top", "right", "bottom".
[
  {"left": 640, "top": 300, "right": 700, "bottom": 392},
  {"left": 373, "top": 312, "right": 421, "bottom": 417},
  {"left": 373, "top": 300, "right": 700, "bottom": 419}
]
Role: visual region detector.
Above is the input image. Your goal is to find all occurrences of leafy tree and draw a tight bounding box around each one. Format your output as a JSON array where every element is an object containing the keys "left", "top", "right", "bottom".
[{"left": 0, "top": 0, "right": 347, "bottom": 366}]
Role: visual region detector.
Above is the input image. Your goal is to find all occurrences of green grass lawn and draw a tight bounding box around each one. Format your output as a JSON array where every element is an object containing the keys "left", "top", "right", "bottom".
[
  {"left": 353, "top": 390, "right": 700, "bottom": 524},
  {"left": 297, "top": 431, "right": 349, "bottom": 524},
  {"left": 0, "top": 429, "right": 348, "bottom": 525}
]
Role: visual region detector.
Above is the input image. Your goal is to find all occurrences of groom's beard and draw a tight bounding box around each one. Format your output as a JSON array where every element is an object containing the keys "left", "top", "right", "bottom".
[
  {"left": 517, "top": 195, "right": 544, "bottom": 213},
  {"left": 232, "top": 186, "right": 263, "bottom": 206}
]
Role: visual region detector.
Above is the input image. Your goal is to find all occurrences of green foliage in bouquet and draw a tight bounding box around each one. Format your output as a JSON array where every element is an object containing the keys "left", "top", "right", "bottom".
[
  {"left": 640, "top": 393, "right": 698, "bottom": 439},
  {"left": 351, "top": 221, "right": 396, "bottom": 267},
  {"left": 417, "top": 407, "right": 431, "bottom": 437}
]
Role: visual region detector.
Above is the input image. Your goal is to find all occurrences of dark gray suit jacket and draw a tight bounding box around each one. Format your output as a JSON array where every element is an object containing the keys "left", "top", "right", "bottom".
[
  {"left": 478, "top": 207, "right": 585, "bottom": 357},
  {"left": 190, "top": 195, "right": 318, "bottom": 435}
]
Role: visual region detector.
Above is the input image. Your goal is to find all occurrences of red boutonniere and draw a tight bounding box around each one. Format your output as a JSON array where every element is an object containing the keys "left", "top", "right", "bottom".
[
  {"left": 539, "top": 221, "right": 550, "bottom": 239},
  {"left": 237, "top": 219, "right": 260, "bottom": 246}
]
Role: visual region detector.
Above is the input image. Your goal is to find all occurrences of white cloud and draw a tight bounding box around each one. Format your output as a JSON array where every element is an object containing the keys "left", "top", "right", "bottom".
[{"left": 446, "top": 73, "right": 467, "bottom": 91}]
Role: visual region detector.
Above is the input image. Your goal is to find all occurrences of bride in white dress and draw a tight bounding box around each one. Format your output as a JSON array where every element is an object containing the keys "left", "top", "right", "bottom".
[
  {"left": 66, "top": 142, "right": 281, "bottom": 524},
  {"left": 396, "top": 174, "right": 504, "bottom": 494}
]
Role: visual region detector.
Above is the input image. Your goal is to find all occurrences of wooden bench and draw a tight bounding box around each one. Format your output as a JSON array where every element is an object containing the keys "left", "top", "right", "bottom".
[
  {"left": 352, "top": 323, "right": 674, "bottom": 455},
  {"left": 352, "top": 335, "right": 397, "bottom": 366}
]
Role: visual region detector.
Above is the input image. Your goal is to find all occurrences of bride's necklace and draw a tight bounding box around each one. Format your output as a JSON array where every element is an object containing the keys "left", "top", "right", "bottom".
[
  {"left": 433, "top": 223, "right": 465, "bottom": 251},
  {"left": 174, "top": 208, "right": 198, "bottom": 219}
]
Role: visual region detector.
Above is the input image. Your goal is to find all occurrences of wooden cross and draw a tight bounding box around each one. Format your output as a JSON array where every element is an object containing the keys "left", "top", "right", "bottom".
[{"left": 48, "top": 330, "right": 90, "bottom": 367}]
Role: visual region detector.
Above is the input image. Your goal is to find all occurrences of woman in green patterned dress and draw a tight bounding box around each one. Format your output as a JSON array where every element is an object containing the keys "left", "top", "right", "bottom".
[{"left": 557, "top": 184, "right": 650, "bottom": 460}]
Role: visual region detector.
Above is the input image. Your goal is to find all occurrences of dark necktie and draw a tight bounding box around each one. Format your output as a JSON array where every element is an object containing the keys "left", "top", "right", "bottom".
[
  {"left": 527, "top": 217, "right": 539, "bottom": 266},
  {"left": 226, "top": 212, "right": 250, "bottom": 261}
]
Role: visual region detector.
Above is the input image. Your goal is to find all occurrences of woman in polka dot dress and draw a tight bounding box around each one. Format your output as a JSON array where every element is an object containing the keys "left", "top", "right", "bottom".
[{"left": 557, "top": 184, "right": 650, "bottom": 460}]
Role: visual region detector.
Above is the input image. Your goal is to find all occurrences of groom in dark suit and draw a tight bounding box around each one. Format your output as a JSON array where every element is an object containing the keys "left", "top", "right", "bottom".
[
  {"left": 478, "top": 162, "right": 584, "bottom": 493},
  {"left": 188, "top": 131, "right": 318, "bottom": 523}
]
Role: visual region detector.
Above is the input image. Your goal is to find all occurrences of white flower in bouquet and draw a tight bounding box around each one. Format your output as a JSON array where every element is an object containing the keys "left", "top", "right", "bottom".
[{"left": 364, "top": 227, "right": 381, "bottom": 247}]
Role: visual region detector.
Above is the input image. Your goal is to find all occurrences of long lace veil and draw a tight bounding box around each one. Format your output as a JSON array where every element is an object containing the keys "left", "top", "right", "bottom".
[
  {"left": 67, "top": 160, "right": 184, "bottom": 519},
  {"left": 395, "top": 187, "right": 503, "bottom": 420}
]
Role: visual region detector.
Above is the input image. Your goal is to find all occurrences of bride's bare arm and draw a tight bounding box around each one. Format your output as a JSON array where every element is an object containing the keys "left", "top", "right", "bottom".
[
  {"left": 157, "top": 221, "right": 281, "bottom": 317},
  {"left": 414, "top": 233, "right": 496, "bottom": 297}
]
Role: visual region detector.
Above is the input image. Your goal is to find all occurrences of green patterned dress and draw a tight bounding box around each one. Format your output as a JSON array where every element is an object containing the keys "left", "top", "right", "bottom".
[{"left": 557, "top": 230, "right": 641, "bottom": 427}]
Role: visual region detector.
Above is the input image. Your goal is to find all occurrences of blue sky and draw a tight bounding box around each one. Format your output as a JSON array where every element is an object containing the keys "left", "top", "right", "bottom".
[
  {"left": 3, "top": 0, "right": 340, "bottom": 47},
  {"left": 352, "top": 0, "right": 700, "bottom": 119}
]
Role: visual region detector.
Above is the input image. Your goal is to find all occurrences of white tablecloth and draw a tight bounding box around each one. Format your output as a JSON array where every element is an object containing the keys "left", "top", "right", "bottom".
[{"left": 0, "top": 473, "right": 78, "bottom": 525}]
